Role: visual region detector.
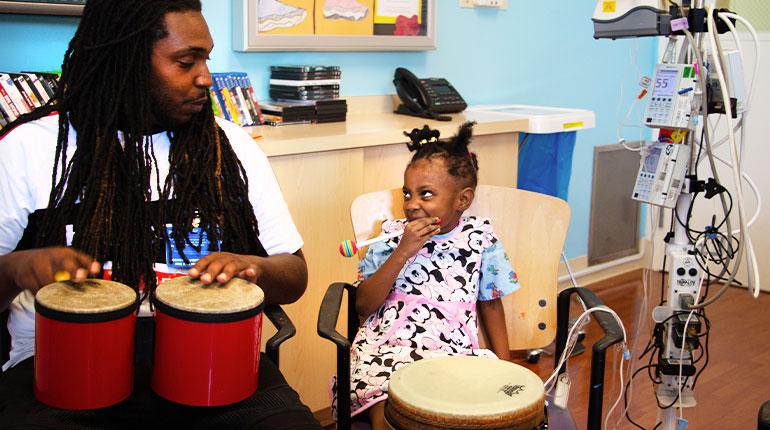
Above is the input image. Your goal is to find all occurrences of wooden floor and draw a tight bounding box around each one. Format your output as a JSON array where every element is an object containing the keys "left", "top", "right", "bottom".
[
  {"left": 521, "top": 270, "right": 770, "bottom": 430},
  {"left": 324, "top": 270, "right": 770, "bottom": 429}
]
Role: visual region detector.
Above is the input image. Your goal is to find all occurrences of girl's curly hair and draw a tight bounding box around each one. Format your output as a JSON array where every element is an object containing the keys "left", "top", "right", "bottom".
[{"left": 403, "top": 121, "right": 479, "bottom": 188}]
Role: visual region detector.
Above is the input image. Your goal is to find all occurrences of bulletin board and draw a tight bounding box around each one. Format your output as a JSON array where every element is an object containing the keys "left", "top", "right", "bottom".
[
  {"left": 232, "top": 0, "right": 435, "bottom": 51},
  {"left": 0, "top": 0, "right": 85, "bottom": 15}
]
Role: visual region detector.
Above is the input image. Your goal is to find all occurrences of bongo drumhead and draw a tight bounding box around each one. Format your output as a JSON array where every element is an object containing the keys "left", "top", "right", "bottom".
[
  {"left": 386, "top": 355, "right": 545, "bottom": 429},
  {"left": 36, "top": 279, "right": 137, "bottom": 316},
  {"left": 154, "top": 275, "right": 264, "bottom": 317}
]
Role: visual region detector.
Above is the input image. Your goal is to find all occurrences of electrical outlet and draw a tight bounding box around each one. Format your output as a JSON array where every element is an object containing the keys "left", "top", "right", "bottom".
[{"left": 459, "top": 0, "right": 507, "bottom": 9}]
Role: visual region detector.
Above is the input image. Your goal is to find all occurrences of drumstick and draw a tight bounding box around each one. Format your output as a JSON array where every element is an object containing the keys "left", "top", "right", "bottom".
[{"left": 338, "top": 230, "right": 403, "bottom": 257}]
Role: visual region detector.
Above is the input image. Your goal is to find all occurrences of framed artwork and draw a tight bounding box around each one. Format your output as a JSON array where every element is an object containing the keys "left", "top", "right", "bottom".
[
  {"left": 232, "top": 0, "right": 435, "bottom": 51},
  {"left": 0, "top": 0, "right": 85, "bottom": 16}
]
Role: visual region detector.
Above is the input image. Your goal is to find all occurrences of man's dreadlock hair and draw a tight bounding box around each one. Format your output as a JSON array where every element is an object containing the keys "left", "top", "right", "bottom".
[
  {"left": 0, "top": 0, "right": 264, "bottom": 298},
  {"left": 403, "top": 121, "right": 479, "bottom": 189}
]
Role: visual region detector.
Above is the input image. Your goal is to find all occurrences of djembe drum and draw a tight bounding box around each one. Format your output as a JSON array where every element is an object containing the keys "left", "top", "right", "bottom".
[
  {"left": 151, "top": 276, "right": 265, "bottom": 406},
  {"left": 34, "top": 279, "right": 139, "bottom": 410},
  {"left": 385, "top": 355, "right": 546, "bottom": 429}
]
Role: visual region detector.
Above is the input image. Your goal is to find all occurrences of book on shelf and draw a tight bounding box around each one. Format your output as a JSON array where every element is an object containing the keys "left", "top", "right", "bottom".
[
  {"left": 0, "top": 82, "right": 21, "bottom": 122},
  {"left": 0, "top": 71, "right": 59, "bottom": 130},
  {"left": 0, "top": 73, "right": 31, "bottom": 117},
  {"left": 210, "top": 72, "right": 262, "bottom": 127},
  {"left": 10, "top": 74, "right": 40, "bottom": 110}
]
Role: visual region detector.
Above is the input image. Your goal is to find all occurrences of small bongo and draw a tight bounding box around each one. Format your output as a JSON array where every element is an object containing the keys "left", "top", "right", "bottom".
[
  {"left": 34, "top": 279, "right": 139, "bottom": 410},
  {"left": 151, "top": 276, "right": 265, "bottom": 406},
  {"left": 385, "top": 355, "right": 546, "bottom": 429}
]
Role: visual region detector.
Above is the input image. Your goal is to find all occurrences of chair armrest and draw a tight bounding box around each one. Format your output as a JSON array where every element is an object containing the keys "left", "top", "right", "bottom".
[
  {"left": 317, "top": 282, "right": 357, "bottom": 430},
  {"left": 555, "top": 286, "right": 624, "bottom": 430},
  {"left": 317, "top": 282, "right": 359, "bottom": 349},
  {"left": 264, "top": 304, "right": 296, "bottom": 366}
]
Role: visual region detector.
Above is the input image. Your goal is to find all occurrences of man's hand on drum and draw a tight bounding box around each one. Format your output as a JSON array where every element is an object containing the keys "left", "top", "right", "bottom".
[
  {"left": 188, "top": 252, "right": 260, "bottom": 284},
  {"left": 10, "top": 247, "right": 101, "bottom": 293}
]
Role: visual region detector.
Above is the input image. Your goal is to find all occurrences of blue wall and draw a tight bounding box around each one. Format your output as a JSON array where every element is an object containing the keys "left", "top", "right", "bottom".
[{"left": 0, "top": 1, "right": 657, "bottom": 260}]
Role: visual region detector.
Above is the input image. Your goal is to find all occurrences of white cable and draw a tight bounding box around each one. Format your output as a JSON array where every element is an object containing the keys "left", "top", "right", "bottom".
[
  {"left": 618, "top": 203, "right": 657, "bottom": 429},
  {"left": 706, "top": 7, "right": 760, "bottom": 298},
  {"left": 539, "top": 304, "right": 627, "bottom": 430},
  {"left": 604, "top": 343, "right": 627, "bottom": 430},
  {"left": 544, "top": 306, "right": 627, "bottom": 392},
  {"left": 716, "top": 12, "right": 763, "bottom": 233},
  {"left": 677, "top": 273, "right": 704, "bottom": 422},
  {"left": 562, "top": 252, "right": 580, "bottom": 289},
  {"left": 718, "top": 12, "right": 761, "bottom": 111},
  {"left": 615, "top": 40, "right": 645, "bottom": 151},
  {"left": 709, "top": 151, "right": 762, "bottom": 229}
]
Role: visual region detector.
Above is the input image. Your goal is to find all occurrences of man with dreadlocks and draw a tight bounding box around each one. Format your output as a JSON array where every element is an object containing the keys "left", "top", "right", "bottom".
[{"left": 0, "top": 0, "right": 320, "bottom": 427}]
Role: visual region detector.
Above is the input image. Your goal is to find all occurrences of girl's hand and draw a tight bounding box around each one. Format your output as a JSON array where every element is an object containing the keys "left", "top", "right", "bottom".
[{"left": 394, "top": 217, "right": 441, "bottom": 259}]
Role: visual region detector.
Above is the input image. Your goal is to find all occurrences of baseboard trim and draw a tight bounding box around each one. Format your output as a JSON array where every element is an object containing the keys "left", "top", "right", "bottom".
[
  {"left": 558, "top": 239, "right": 651, "bottom": 290},
  {"left": 581, "top": 268, "right": 646, "bottom": 292}
]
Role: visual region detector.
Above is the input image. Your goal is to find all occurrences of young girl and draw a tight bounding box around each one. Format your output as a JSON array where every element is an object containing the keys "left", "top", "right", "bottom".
[{"left": 347, "top": 122, "right": 521, "bottom": 428}]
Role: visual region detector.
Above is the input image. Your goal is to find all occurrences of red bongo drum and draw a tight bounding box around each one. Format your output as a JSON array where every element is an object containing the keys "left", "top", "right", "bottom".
[
  {"left": 151, "top": 276, "right": 265, "bottom": 406},
  {"left": 34, "top": 279, "right": 139, "bottom": 410},
  {"left": 385, "top": 356, "right": 546, "bottom": 430}
]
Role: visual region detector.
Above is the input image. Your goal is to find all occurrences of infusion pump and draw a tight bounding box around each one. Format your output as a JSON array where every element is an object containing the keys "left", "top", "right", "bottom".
[
  {"left": 644, "top": 64, "right": 698, "bottom": 129},
  {"left": 632, "top": 143, "right": 690, "bottom": 208}
]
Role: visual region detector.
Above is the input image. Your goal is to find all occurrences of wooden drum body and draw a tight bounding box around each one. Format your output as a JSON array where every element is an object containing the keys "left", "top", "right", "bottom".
[
  {"left": 34, "top": 279, "right": 139, "bottom": 410},
  {"left": 385, "top": 356, "right": 546, "bottom": 430},
  {"left": 151, "top": 276, "right": 265, "bottom": 406}
]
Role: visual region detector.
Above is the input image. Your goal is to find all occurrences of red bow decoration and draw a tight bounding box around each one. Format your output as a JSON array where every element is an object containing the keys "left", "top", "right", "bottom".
[{"left": 394, "top": 14, "right": 419, "bottom": 36}]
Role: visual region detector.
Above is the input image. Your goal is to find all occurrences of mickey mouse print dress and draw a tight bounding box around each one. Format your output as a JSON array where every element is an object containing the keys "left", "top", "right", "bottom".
[{"left": 347, "top": 215, "right": 520, "bottom": 417}]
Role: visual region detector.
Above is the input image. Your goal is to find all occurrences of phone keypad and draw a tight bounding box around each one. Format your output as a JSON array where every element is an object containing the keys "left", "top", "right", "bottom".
[{"left": 422, "top": 79, "right": 466, "bottom": 113}]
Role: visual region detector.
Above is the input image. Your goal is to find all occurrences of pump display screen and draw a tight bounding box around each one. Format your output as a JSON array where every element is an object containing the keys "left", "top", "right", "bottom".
[
  {"left": 653, "top": 69, "right": 678, "bottom": 97},
  {"left": 642, "top": 147, "right": 661, "bottom": 174}
]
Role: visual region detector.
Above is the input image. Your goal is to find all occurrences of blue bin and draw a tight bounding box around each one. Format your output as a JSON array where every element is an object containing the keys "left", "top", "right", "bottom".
[{"left": 517, "top": 131, "right": 576, "bottom": 201}]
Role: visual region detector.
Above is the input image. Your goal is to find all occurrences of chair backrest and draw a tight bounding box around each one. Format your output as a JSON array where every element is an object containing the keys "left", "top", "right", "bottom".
[{"left": 349, "top": 184, "right": 570, "bottom": 350}]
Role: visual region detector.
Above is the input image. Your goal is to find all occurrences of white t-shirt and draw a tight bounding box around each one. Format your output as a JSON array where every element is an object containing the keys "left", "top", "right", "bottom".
[{"left": 0, "top": 114, "right": 303, "bottom": 370}]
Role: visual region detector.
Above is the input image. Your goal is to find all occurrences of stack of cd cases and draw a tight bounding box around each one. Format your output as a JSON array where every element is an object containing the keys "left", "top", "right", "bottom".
[
  {"left": 267, "top": 65, "right": 346, "bottom": 125},
  {"left": 269, "top": 65, "right": 341, "bottom": 102}
]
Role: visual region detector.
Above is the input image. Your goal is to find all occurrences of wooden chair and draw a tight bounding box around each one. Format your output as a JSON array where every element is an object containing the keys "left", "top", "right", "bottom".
[{"left": 318, "top": 185, "right": 624, "bottom": 430}]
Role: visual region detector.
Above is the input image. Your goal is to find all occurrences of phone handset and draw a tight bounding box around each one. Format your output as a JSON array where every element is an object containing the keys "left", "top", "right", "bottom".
[{"left": 393, "top": 67, "right": 452, "bottom": 121}]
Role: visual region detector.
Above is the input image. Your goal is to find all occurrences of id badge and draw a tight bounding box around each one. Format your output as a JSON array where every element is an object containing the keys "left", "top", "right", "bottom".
[{"left": 165, "top": 217, "right": 220, "bottom": 269}]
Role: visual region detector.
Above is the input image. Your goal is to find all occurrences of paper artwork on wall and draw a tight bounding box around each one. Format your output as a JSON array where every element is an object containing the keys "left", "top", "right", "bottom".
[
  {"left": 257, "top": 0, "right": 313, "bottom": 34},
  {"left": 315, "top": 0, "right": 374, "bottom": 35},
  {"left": 235, "top": 0, "right": 435, "bottom": 51},
  {"left": 373, "top": 0, "right": 424, "bottom": 36},
  {"left": 323, "top": 0, "right": 369, "bottom": 20}
]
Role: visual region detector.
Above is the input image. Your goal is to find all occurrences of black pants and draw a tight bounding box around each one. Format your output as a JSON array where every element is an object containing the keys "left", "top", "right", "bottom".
[
  {"left": 0, "top": 356, "right": 321, "bottom": 429},
  {"left": 0, "top": 318, "right": 321, "bottom": 429}
]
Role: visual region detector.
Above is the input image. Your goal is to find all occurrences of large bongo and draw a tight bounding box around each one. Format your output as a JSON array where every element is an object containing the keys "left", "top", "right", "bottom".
[
  {"left": 34, "top": 279, "right": 139, "bottom": 410},
  {"left": 151, "top": 276, "right": 265, "bottom": 406},
  {"left": 385, "top": 356, "right": 546, "bottom": 429}
]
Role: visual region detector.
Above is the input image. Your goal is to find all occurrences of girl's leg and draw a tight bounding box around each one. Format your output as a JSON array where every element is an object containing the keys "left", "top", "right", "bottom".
[{"left": 368, "top": 401, "right": 387, "bottom": 430}]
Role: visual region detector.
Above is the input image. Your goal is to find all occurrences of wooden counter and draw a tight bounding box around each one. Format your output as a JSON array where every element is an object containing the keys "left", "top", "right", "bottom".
[{"left": 249, "top": 96, "right": 528, "bottom": 412}]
